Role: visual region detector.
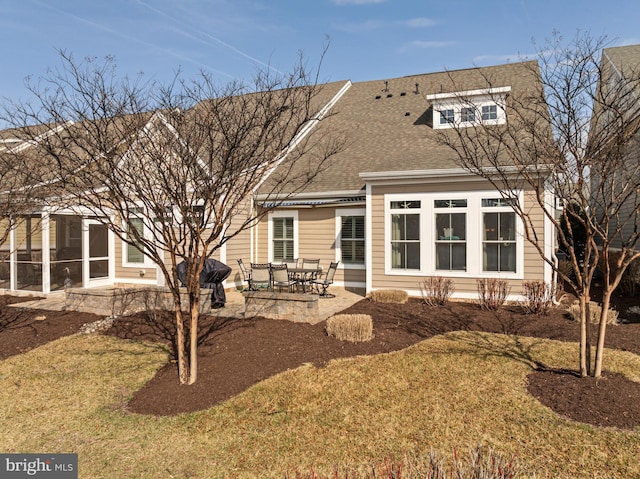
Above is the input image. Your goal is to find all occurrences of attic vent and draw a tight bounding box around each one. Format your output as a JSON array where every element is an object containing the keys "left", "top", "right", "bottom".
[
  {"left": 386, "top": 93, "right": 393, "bottom": 98},
  {"left": 375, "top": 95, "right": 382, "bottom": 99},
  {"left": 405, "top": 112, "right": 410, "bottom": 116},
  {"left": 400, "top": 92, "right": 406, "bottom": 96}
]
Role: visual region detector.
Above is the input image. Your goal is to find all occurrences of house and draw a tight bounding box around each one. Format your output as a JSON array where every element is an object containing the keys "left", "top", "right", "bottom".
[
  {"left": 0, "top": 60, "right": 556, "bottom": 301},
  {"left": 589, "top": 44, "right": 640, "bottom": 253}
]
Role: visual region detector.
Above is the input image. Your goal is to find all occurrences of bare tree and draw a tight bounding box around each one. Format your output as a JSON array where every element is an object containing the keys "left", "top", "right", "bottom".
[
  {"left": 0, "top": 50, "right": 343, "bottom": 384},
  {"left": 0, "top": 126, "right": 59, "bottom": 284},
  {"left": 435, "top": 31, "right": 640, "bottom": 378}
]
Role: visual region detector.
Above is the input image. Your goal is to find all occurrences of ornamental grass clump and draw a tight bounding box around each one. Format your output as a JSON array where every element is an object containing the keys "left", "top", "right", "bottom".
[
  {"left": 369, "top": 289, "right": 408, "bottom": 304},
  {"left": 420, "top": 276, "right": 455, "bottom": 306},
  {"left": 326, "top": 314, "right": 373, "bottom": 342},
  {"left": 521, "top": 280, "right": 557, "bottom": 315},
  {"left": 568, "top": 300, "right": 619, "bottom": 325},
  {"left": 477, "top": 278, "right": 510, "bottom": 311}
]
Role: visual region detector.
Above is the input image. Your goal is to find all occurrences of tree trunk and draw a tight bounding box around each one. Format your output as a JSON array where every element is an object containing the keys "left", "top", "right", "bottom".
[
  {"left": 188, "top": 290, "right": 200, "bottom": 385},
  {"left": 175, "top": 308, "right": 189, "bottom": 384},
  {"left": 579, "top": 295, "right": 589, "bottom": 377},
  {"left": 593, "top": 289, "right": 612, "bottom": 378}
]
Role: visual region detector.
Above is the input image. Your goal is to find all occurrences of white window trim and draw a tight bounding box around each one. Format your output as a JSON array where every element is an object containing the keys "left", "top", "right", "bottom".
[
  {"left": 122, "top": 211, "right": 155, "bottom": 268},
  {"left": 335, "top": 208, "right": 366, "bottom": 270},
  {"left": 268, "top": 210, "right": 299, "bottom": 262},
  {"left": 384, "top": 191, "right": 524, "bottom": 279}
]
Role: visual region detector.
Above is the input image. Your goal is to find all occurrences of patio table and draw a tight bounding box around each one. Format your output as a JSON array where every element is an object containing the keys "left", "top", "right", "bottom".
[{"left": 288, "top": 267, "right": 323, "bottom": 293}]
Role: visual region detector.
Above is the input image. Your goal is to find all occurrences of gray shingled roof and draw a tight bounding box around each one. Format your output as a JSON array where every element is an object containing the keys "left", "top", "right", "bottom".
[{"left": 258, "top": 60, "right": 541, "bottom": 196}]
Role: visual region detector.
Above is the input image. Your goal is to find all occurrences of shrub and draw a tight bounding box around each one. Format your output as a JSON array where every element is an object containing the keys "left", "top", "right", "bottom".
[
  {"left": 369, "top": 289, "right": 408, "bottom": 304},
  {"left": 326, "top": 314, "right": 373, "bottom": 342},
  {"left": 556, "top": 258, "right": 573, "bottom": 282},
  {"left": 477, "top": 278, "right": 510, "bottom": 311},
  {"left": 521, "top": 281, "right": 557, "bottom": 315},
  {"left": 420, "top": 276, "right": 455, "bottom": 306},
  {"left": 568, "top": 300, "right": 619, "bottom": 325}
]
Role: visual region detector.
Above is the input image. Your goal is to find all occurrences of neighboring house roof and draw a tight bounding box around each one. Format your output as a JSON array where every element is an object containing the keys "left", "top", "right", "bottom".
[
  {"left": 603, "top": 44, "right": 640, "bottom": 82},
  {"left": 257, "top": 60, "right": 542, "bottom": 197}
]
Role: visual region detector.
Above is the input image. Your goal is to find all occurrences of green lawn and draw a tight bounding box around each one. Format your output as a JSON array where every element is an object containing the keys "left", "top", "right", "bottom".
[{"left": 1, "top": 331, "right": 639, "bottom": 478}]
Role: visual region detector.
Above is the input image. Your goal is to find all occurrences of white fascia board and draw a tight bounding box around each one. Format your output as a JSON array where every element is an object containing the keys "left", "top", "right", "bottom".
[{"left": 426, "top": 86, "right": 511, "bottom": 101}]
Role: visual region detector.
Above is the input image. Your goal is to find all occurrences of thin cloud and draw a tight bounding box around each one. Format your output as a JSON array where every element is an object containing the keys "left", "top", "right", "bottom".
[
  {"left": 136, "top": 1, "right": 282, "bottom": 75},
  {"left": 403, "top": 40, "right": 456, "bottom": 49},
  {"left": 402, "top": 17, "right": 437, "bottom": 28},
  {"left": 31, "top": 0, "right": 235, "bottom": 79}
]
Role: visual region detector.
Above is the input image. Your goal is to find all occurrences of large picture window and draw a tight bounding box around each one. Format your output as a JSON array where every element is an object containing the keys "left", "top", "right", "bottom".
[{"left": 386, "top": 193, "right": 521, "bottom": 277}]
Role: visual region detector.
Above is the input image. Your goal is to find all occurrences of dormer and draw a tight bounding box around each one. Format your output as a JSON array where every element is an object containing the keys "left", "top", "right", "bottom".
[{"left": 426, "top": 86, "right": 510, "bottom": 129}]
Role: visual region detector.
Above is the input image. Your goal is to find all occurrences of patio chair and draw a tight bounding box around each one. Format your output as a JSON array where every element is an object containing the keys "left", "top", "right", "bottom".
[
  {"left": 237, "top": 259, "right": 251, "bottom": 291},
  {"left": 302, "top": 258, "right": 320, "bottom": 269},
  {"left": 311, "top": 261, "right": 339, "bottom": 297},
  {"left": 270, "top": 263, "right": 297, "bottom": 293},
  {"left": 249, "top": 263, "right": 271, "bottom": 291},
  {"left": 301, "top": 258, "right": 321, "bottom": 279},
  {"left": 281, "top": 258, "right": 299, "bottom": 269}
]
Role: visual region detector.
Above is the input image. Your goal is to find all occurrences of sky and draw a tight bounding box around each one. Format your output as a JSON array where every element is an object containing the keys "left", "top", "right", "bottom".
[{"left": 1, "top": 0, "right": 639, "bottom": 103}]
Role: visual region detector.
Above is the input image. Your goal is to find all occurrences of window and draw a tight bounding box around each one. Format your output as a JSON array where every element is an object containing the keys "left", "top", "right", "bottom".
[
  {"left": 126, "top": 217, "right": 145, "bottom": 264},
  {"left": 483, "top": 211, "right": 516, "bottom": 272},
  {"left": 341, "top": 216, "right": 365, "bottom": 264},
  {"left": 461, "top": 107, "right": 476, "bottom": 122},
  {"left": 435, "top": 199, "right": 467, "bottom": 271},
  {"left": 482, "top": 104, "right": 498, "bottom": 120},
  {"left": 391, "top": 213, "right": 420, "bottom": 269},
  {"left": 390, "top": 200, "right": 420, "bottom": 270},
  {"left": 272, "top": 217, "right": 294, "bottom": 261},
  {"left": 439, "top": 109, "right": 454, "bottom": 124}
]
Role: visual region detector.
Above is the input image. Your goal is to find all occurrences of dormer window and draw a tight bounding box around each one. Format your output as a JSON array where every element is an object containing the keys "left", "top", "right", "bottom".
[
  {"left": 461, "top": 107, "right": 476, "bottom": 122},
  {"left": 482, "top": 104, "right": 497, "bottom": 120},
  {"left": 439, "top": 109, "right": 454, "bottom": 124},
  {"left": 427, "top": 86, "right": 510, "bottom": 129}
]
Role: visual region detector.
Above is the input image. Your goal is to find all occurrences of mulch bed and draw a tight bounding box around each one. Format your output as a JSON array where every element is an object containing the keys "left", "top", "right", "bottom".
[{"left": 1, "top": 290, "right": 640, "bottom": 429}]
